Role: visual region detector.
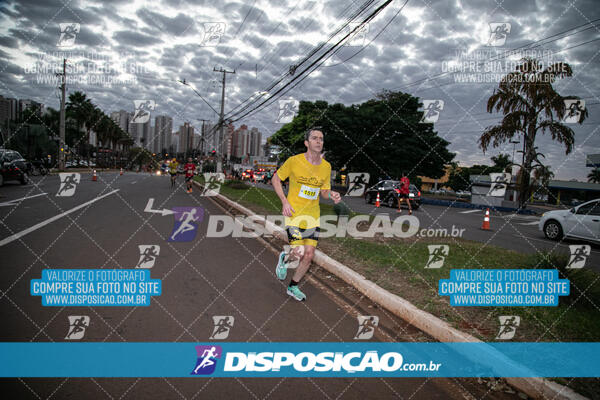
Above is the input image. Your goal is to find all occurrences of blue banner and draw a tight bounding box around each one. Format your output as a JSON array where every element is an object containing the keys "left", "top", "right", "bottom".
[
  {"left": 439, "top": 269, "right": 569, "bottom": 306},
  {"left": 0, "top": 342, "right": 598, "bottom": 377}
]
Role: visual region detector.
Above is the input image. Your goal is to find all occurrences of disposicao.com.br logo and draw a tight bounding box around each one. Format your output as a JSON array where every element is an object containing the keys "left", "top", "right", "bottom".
[{"left": 192, "top": 348, "right": 441, "bottom": 376}]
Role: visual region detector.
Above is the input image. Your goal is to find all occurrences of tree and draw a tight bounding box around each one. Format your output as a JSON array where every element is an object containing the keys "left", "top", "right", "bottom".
[
  {"left": 269, "top": 91, "right": 454, "bottom": 184},
  {"left": 490, "top": 153, "right": 511, "bottom": 172},
  {"left": 588, "top": 168, "right": 600, "bottom": 183},
  {"left": 479, "top": 58, "right": 587, "bottom": 208}
]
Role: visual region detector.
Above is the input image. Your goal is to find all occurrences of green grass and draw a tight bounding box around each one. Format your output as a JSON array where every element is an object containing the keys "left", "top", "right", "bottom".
[{"left": 324, "top": 236, "right": 600, "bottom": 342}]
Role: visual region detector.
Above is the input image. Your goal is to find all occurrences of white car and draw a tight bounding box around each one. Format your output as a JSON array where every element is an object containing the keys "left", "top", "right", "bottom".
[{"left": 539, "top": 199, "right": 600, "bottom": 242}]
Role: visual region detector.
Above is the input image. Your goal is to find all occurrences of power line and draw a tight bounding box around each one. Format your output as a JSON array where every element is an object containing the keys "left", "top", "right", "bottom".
[
  {"left": 227, "top": 0, "right": 394, "bottom": 123},
  {"left": 225, "top": 0, "right": 381, "bottom": 118},
  {"left": 321, "top": 0, "right": 409, "bottom": 68}
]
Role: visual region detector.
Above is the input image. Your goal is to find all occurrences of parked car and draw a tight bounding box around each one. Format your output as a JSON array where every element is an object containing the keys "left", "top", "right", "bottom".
[
  {"left": 539, "top": 198, "right": 600, "bottom": 242},
  {"left": 253, "top": 171, "right": 265, "bottom": 182},
  {"left": 364, "top": 180, "right": 421, "bottom": 209},
  {"left": 0, "top": 148, "right": 29, "bottom": 186}
]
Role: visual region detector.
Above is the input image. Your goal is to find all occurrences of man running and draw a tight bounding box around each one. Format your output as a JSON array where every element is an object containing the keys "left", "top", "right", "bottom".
[
  {"left": 397, "top": 172, "right": 412, "bottom": 215},
  {"left": 169, "top": 158, "right": 179, "bottom": 188},
  {"left": 271, "top": 127, "right": 341, "bottom": 301},
  {"left": 184, "top": 157, "right": 196, "bottom": 193}
]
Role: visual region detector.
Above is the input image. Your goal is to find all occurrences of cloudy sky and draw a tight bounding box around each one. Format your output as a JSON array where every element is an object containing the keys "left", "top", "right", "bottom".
[{"left": 0, "top": 0, "right": 599, "bottom": 181}]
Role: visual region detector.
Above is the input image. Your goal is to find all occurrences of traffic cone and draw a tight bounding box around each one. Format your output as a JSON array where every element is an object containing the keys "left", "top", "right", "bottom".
[
  {"left": 92, "top": 170, "right": 97, "bottom": 181},
  {"left": 481, "top": 208, "right": 490, "bottom": 230},
  {"left": 120, "top": 168, "right": 123, "bottom": 176},
  {"left": 375, "top": 192, "right": 380, "bottom": 208}
]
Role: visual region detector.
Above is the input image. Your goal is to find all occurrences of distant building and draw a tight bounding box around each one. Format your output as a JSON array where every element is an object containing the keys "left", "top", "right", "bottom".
[
  {"left": 110, "top": 110, "right": 130, "bottom": 134},
  {"left": 153, "top": 115, "right": 173, "bottom": 155},
  {"left": 128, "top": 118, "right": 150, "bottom": 149},
  {"left": 0, "top": 96, "right": 17, "bottom": 124},
  {"left": 178, "top": 122, "right": 194, "bottom": 154},
  {"left": 249, "top": 127, "right": 262, "bottom": 157},
  {"left": 18, "top": 99, "right": 43, "bottom": 120}
]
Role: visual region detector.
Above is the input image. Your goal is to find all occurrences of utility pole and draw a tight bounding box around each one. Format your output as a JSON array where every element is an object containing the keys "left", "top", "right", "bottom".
[
  {"left": 198, "top": 119, "right": 210, "bottom": 156},
  {"left": 213, "top": 67, "right": 235, "bottom": 172},
  {"left": 58, "top": 58, "right": 67, "bottom": 170}
]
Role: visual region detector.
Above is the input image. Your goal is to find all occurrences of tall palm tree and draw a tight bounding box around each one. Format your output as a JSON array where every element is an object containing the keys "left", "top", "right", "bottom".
[
  {"left": 588, "top": 168, "right": 600, "bottom": 183},
  {"left": 479, "top": 58, "right": 587, "bottom": 208}
]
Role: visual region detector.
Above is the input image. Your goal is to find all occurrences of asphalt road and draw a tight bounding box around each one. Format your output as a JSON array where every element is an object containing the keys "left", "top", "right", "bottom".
[
  {"left": 0, "top": 172, "right": 526, "bottom": 399},
  {"left": 252, "top": 181, "right": 600, "bottom": 274}
]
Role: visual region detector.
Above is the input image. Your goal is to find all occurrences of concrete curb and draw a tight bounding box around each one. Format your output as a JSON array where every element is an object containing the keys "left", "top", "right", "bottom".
[{"left": 199, "top": 182, "right": 587, "bottom": 400}]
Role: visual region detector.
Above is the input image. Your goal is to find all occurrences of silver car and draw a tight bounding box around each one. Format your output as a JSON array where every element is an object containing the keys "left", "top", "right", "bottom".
[{"left": 539, "top": 199, "right": 600, "bottom": 242}]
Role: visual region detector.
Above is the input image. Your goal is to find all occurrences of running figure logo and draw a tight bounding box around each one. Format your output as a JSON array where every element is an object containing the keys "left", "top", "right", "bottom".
[
  {"left": 488, "top": 173, "right": 511, "bottom": 197},
  {"left": 562, "top": 100, "right": 585, "bottom": 124},
  {"left": 344, "top": 22, "right": 369, "bottom": 47},
  {"left": 132, "top": 100, "right": 156, "bottom": 124},
  {"left": 169, "top": 207, "right": 204, "bottom": 242},
  {"left": 495, "top": 315, "right": 520, "bottom": 340},
  {"left": 191, "top": 345, "right": 222, "bottom": 375},
  {"left": 65, "top": 315, "right": 89, "bottom": 340},
  {"left": 420, "top": 100, "right": 444, "bottom": 123},
  {"left": 567, "top": 245, "right": 590, "bottom": 269},
  {"left": 210, "top": 316, "right": 234, "bottom": 339},
  {"left": 276, "top": 99, "right": 299, "bottom": 123},
  {"left": 486, "top": 23, "right": 511, "bottom": 46},
  {"left": 202, "top": 173, "right": 225, "bottom": 196},
  {"left": 201, "top": 23, "right": 226, "bottom": 46},
  {"left": 136, "top": 245, "right": 160, "bottom": 268},
  {"left": 354, "top": 315, "right": 379, "bottom": 340},
  {"left": 425, "top": 245, "right": 449, "bottom": 269},
  {"left": 56, "top": 173, "right": 81, "bottom": 197},
  {"left": 57, "top": 23, "right": 80, "bottom": 47},
  {"left": 346, "top": 173, "right": 370, "bottom": 197}
]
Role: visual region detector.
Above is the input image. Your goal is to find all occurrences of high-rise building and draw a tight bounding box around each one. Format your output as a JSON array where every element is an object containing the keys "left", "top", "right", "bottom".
[
  {"left": 128, "top": 118, "right": 150, "bottom": 149},
  {"left": 18, "top": 99, "right": 43, "bottom": 120},
  {"left": 153, "top": 115, "right": 173, "bottom": 155},
  {"left": 249, "top": 127, "right": 262, "bottom": 157},
  {"left": 0, "top": 96, "right": 17, "bottom": 125},
  {"left": 231, "top": 124, "right": 250, "bottom": 159},
  {"left": 178, "top": 122, "right": 194, "bottom": 154},
  {"left": 172, "top": 132, "right": 179, "bottom": 154},
  {"left": 110, "top": 110, "right": 130, "bottom": 136}
]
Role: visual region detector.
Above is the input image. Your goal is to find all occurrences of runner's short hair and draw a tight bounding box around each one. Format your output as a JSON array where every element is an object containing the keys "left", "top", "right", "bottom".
[{"left": 304, "top": 126, "right": 324, "bottom": 141}]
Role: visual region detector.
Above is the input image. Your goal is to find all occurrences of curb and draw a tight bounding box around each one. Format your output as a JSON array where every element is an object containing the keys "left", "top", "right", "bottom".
[{"left": 197, "top": 182, "right": 587, "bottom": 400}]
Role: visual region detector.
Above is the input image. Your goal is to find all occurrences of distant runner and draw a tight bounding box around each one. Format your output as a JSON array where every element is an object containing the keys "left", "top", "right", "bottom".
[
  {"left": 169, "top": 158, "right": 179, "bottom": 188},
  {"left": 397, "top": 172, "right": 412, "bottom": 215},
  {"left": 184, "top": 157, "right": 196, "bottom": 193},
  {"left": 271, "top": 127, "right": 341, "bottom": 301}
]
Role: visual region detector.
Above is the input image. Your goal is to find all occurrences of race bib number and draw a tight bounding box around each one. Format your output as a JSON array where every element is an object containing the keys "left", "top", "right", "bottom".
[{"left": 298, "top": 185, "right": 319, "bottom": 200}]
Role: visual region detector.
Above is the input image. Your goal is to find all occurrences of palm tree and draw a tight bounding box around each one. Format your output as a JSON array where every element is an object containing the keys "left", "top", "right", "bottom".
[
  {"left": 479, "top": 58, "right": 587, "bottom": 208},
  {"left": 588, "top": 168, "right": 600, "bottom": 183}
]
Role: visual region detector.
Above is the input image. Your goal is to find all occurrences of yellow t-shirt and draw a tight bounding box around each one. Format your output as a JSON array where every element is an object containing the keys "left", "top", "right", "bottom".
[
  {"left": 169, "top": 161, "right": 179, "bottom": 173},
  {"left": 276, "top": 153, "right": 331, "bottom": 228}
]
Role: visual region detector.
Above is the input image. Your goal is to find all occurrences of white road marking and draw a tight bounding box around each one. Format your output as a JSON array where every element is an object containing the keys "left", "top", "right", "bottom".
[
  {"left": 459, "top": 209, "right": 481, "bottom": 214},
  {"left": 131, "top": 181, "right": 137, "bottom": 184},
  {"left": 0, "top": 193, "right": 47, "bottom": 207},
  {"left": 0, "top": 189, "right": 120, "bottom": 247},
  {"left": 523, "top": 236, "right": 600, "bottom": 254}
]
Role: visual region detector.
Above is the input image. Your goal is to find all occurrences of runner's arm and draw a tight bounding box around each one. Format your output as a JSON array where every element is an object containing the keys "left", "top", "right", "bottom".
[
  {"left": 321, "top": 189, "right": 341, "bottom": 204},
  {"left": 272, "top": 173, "right": 294, "bottom": 217}
]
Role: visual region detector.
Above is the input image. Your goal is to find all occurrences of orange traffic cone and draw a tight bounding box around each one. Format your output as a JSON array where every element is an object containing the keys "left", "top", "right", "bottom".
[
  {"left": 92, "top": 170, "right": 97, "bottom": 181},
  {"left": 481, "top": 208, "right": 490, "bottom": 230},
  {"left": 120, "top": 168, "right": 123, "bottom": 176},
  {"left": 375, "top": 192, "right": 380, "bottom": 208}
]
